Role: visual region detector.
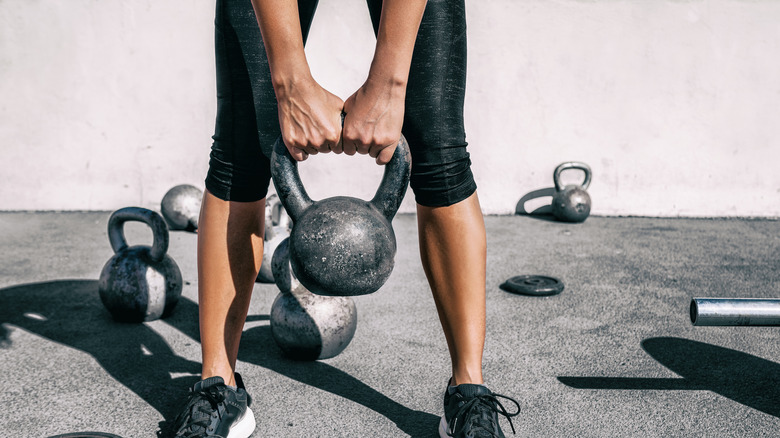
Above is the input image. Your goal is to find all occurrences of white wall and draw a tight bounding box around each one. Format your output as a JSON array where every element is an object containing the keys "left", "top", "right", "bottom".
[{"left": 1, "top": 0, "right": 779, "bottom": 216}]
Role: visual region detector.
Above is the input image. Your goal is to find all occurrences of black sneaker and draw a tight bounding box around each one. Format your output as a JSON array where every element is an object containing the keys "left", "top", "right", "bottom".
[
  {"left": 439, "top": 383, "right": 520, "bottom": 438},
  {"left": 172, "top": 373, "right": 256, "bottom": 438}
]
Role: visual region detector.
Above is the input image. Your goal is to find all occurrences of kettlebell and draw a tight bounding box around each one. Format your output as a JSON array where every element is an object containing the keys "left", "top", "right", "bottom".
[
  {"left": 98, "top": 207, "right": 183, "bottom": 322},
  {"left": 271, "top": 135, "right": 412, "bottom": 296},
  {"left": 551, "top": 162, "right": 592, "bottom": 223},
  {"left": 256, "top": 194, "right": 292, "bottom": 284},
  {"left": 269, "top": 237, "right": 358, "bottom": 360},
  {"left": 161, "top": 184, "right": 203, "bottom": 232}
]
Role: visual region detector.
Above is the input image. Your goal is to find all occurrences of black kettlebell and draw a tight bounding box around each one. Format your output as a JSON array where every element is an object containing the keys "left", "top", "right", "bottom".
[
  {"left": 98, "top": 207, "right": 183, "bottom": 322},
  {"left": 271, "top": 135, "right": 412, "bottom": 296},
  {"left": 551, "top": 162, "right": 592, "bottom": 223}
]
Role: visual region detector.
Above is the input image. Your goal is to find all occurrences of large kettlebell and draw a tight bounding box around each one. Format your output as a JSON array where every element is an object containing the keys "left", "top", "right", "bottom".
[
  {"left": 269, "top": 237, "right": 358, "bottom": 360},
  {"left": 551, "top": 162, "right": 592, "bottom": 223},
  {"left": 98, "top": 207, "right": 183, "bottom": 322},
  {"left": 256, "top": 194, "right": 292, "bottom": 284},
  {"left": 161, "top": 184, "right": 203, "bottom": 232},
  {"left": 271, "top": 135, "right": 412, "bottom": 296}
]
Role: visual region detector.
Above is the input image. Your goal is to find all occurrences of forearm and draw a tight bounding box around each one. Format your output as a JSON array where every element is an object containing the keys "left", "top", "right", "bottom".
[
  {"left": 251, "top": 1, "right": 344, "bottom": 159},
  {"left": 368, "top": 0, "right": 428, "bottom": 89},
  {"left": 250, "top": 0, "right": 312, "bottom": 89}
]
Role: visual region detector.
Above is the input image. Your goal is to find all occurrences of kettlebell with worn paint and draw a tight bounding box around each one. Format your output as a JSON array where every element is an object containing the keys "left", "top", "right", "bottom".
[
  {"left": 161, "top": 184, "right": 202, "bottom": 232},
  {"left": 98, "top": 207, "right": 183, "bottom": 322},
  {"left": 271, "top": 135, "right": 412, "bottom": 296},
  {"left": 269, "top": 237, "right": 358, "bottom": 360},
  {"left": 551, "top": 162, "right": 592, "bottom": 223}
]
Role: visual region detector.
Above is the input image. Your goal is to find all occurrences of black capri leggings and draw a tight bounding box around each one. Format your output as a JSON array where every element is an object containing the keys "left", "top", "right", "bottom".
[{"left": 206, "top": 0, "right": 476, "bottom": 207}]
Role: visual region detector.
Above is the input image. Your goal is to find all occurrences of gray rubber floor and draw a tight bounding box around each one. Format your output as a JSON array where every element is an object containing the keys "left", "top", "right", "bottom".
[{"left": 1, "top": 212, "right": 779, "bottom": 437}]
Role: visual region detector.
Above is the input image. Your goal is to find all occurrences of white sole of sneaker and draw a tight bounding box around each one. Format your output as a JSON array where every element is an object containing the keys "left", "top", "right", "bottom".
[
  {"left": 228, "top": 407, "right": 256, "bottom": 438},
  {"left": 438, "top": 416, "right": 450, "bottom": 438}
]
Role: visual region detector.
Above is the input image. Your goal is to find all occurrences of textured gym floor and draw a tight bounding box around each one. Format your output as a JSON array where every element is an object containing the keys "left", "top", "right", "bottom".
[{"left": 1, "top": 212, "right": 779, "bottom": 437}]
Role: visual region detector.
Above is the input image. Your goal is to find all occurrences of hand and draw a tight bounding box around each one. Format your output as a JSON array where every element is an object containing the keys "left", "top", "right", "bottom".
[
  {"left": 275, "top": 76, "right": 345, "bottom": 161},
  {"left": 342, "top": 79, "right": 406, "bottom": 165}
]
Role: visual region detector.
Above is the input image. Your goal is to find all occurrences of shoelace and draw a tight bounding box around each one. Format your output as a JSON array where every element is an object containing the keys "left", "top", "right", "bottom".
[
  {"left": 173, "top": 386, "right": 226, "bottom": 438},
  {"left": 448, "top": 393, "right": 521, "bottom": 437}
]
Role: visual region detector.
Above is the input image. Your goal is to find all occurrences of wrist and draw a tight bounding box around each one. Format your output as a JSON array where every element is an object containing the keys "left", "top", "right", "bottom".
[
  {"left": 364, "top": 69, "right": 408, "bottom": 97},
  {"left": 366, "top": 46, "right": 412, "bottom": 93},
  {"left": 270, "top": 62, "right": 315, "bottom": 96}
]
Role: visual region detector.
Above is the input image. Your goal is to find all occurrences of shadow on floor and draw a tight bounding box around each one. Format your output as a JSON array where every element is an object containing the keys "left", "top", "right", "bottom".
[
  {"left": 165, "top": 297, "right": 441, "bottom": 438},
  {"left": 0, "top": 323, "right": 9, "bottom": 347},
  {"left": 514, "top": 187, "right": 560, "bottom": 222},
  {"left": 241, "top": 325, "right": 440, "bottom": 438},
  {"left": 0, "top": 280, "right": 201, "bottom": 436},
  {"left": 557, "top": 337, "right": 780, "bottom": 417},
  {"left": 1, "top": 281, "right": 439, "bottom": 437}
]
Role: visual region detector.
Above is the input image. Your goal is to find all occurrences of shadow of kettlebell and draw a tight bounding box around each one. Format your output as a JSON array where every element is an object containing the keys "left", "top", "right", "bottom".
[{"left": 514, "top": 187, "right": 558, "bottom": 221}]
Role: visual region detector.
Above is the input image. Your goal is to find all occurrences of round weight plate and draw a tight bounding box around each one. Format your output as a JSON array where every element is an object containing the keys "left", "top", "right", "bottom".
[
  {"left": 48, "top": 433, "right": 124, "bottom": 438},
  {"left": 500, "top": 275, "right": 564, "bottom": 296}
]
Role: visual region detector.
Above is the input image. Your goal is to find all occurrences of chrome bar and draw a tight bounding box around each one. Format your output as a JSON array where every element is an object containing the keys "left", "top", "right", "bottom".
[{"left": 690, "top": 298, "right": 780, "bottom": 326}]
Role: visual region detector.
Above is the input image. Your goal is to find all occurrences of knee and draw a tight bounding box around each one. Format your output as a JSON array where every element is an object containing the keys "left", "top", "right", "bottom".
[
  {"left": 410, "top": 144, "right": 477, "bottom": 207},
  {"left": 205, "top": 146, "right": 272, "bottom": 202}
]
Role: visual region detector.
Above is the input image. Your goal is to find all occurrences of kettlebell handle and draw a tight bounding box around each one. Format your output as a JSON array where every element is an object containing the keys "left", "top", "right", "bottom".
[
  {"left": 271, "top": 135, "right": 412, "bottom": 222},
  {"left": 553, "top": 162, "right": 592, "bottom": 192},
  {"left": 107, "top": 207, "right": 170, "bottom": 262}
]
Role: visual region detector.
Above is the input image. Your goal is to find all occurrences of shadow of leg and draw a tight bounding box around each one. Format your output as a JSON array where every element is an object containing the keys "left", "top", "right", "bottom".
[
  {"left": 238, "top": 325, "right": 441, "bottom": 438},
  {"left": 162, "top": 296, "right": 441, "bottom": 437}
]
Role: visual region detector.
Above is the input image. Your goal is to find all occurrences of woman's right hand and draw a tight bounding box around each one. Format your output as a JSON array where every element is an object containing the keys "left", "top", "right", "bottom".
[{"left": 275, "top": 76, "right": 345, "bottom": 161}]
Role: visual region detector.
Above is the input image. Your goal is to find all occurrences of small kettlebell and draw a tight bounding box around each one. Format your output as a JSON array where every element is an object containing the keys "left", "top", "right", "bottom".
[
  {"left": 271, "top": 135, "right": 412, "bottom": 296},
  {"left": 161, "top": 184, "right": 203, "bottom": 232},
  {"left": 551, "top": 162, "right": 592, "bottom": 223},
  {"left": 98, "top": 207, "right": 183, "bottom": 322},
  {"left": 269, "top": 237, "right": 358, "bottom": 360},
  {"left": 256, "top": 194, "right": 292, "bottom": 284}
]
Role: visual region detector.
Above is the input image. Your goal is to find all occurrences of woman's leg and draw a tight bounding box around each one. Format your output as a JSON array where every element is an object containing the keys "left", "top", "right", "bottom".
[
  {"left": 383, "top": 2, "right": 520, "bottom": 433},
  {"left": 417, "top": 193, "right": 486, "bottom": 386},
  {"left": 367, "top": 0, "right": 482, "bottom": 386},
  {"left": 198, "top": 192, "right": 265, "bottom": 386},
  {"left": 199, "top": 0, "right": 321, "bottom": 385}
]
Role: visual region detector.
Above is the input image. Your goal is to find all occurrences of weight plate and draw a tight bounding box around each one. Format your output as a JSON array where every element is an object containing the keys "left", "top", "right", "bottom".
[{"left": 500, "top": 275, "right": 564, "bottom": 296}]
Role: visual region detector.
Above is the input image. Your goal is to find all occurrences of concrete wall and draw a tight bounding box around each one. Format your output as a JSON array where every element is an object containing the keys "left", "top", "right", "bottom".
[{"left": 2, "top": 0, "right": 779, "bottom": 216}]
